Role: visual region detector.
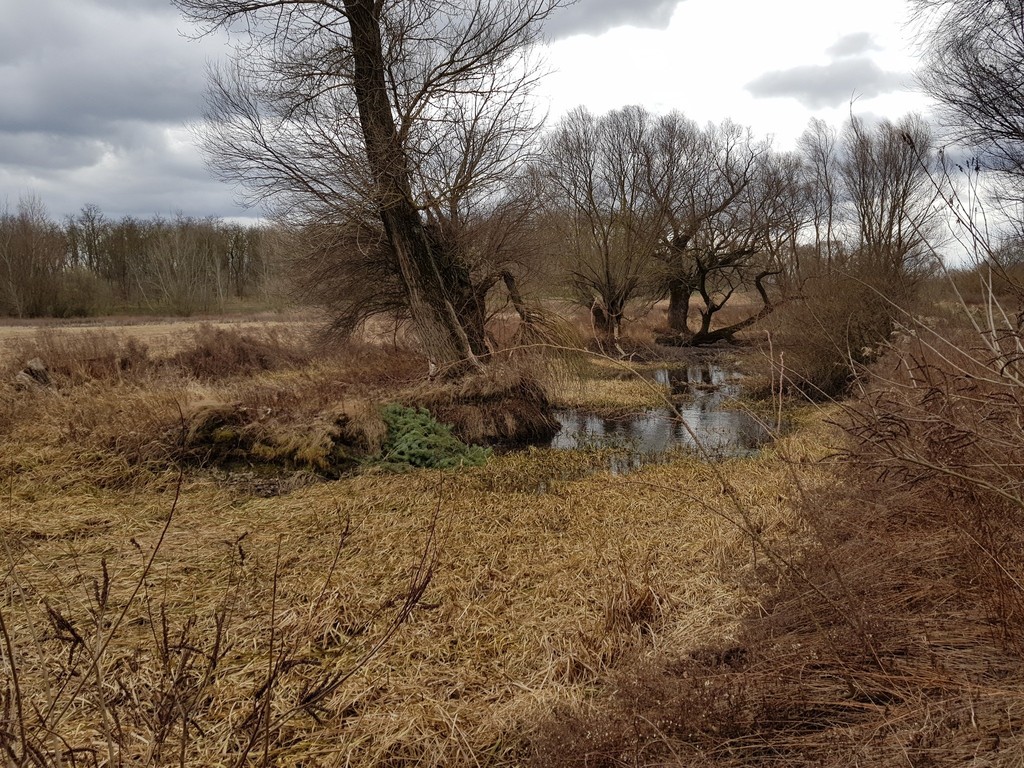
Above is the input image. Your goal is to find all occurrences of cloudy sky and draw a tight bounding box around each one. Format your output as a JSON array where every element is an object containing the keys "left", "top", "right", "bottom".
[{"left": 0, "top": 0, "right": 931, "bottom": 223}]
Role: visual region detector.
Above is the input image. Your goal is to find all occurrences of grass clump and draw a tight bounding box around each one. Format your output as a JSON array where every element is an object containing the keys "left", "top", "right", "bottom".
[
  {"left": 380, "top": 404, "right": 490, "bottom": 469},
  {"left": 5, "top": 329, "right": 151, "bottom": 384},
  {"left": 169, "top": 323, "right": 311, "bottom": 379}
]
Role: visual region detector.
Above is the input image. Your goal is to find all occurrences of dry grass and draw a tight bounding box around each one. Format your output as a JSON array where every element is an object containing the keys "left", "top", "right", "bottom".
[
  {"left": 531, "top": 316, "right": 1024, "bottom": 767},
  {"left": 0, "top": 312, "right": 318, "bottom": 363},
  {"left": 0, "top": 319, "right": 832, "bottom": 766},
  {"left": 0, "top": 426, "right": 830, "bottom": 766}
]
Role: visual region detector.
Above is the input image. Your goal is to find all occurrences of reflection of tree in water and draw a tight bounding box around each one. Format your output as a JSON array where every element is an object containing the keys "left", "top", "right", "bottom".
[{"left": 550, "top": 366, "right": 772, "bottom": 468}]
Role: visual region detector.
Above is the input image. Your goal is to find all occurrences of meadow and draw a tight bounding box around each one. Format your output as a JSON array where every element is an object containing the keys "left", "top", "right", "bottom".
[{"left": 1, "top": 299, "right": 1022, "bottom": 767}]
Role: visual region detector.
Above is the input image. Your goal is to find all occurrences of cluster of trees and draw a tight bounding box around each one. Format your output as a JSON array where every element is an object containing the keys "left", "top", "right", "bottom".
[
  {"left": 6, "top": 0, "right": 1021, "bottom": 376},
  {"left": 540, "top": 108, "right": 939, "bottom": 347},
  {"left": 0, "top": 200, "right": 281, "bottom": 317},
  {"left": 170, "top": 0, "right": 946, "bottom": 368}
]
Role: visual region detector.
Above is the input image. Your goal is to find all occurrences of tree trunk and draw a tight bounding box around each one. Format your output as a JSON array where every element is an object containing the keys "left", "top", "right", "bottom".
[
  {"left": 687, "top": 271, "right": 780, "bottom": 346},
  {"left": 344, "top": 0, "right": 484, "bottom": 371},
  {"left": 666, "top": 277, "right": 692, "bottom": 335},
  {"left": 590, "top": 298, "right": 626, "bottom": 355}
]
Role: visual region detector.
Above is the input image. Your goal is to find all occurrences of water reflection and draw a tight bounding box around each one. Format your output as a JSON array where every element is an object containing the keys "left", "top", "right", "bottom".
[{"left": 550, "top": 364, "right": 772, "bottom": 470}]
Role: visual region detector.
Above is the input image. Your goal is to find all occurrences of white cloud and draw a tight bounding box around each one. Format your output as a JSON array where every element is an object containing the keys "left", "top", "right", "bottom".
[
  {"left": 545, "top": 0, "right": 682, "bottom": 38},
  {"left": 827, "top": 32, "right": 882, "bottom": 58}
]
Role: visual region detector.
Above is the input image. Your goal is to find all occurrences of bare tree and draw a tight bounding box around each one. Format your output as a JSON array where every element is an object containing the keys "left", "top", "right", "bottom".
[
  {"left": 838, "top": 114, "right": 941, "bottom": 293},
  {"left": 676, "top": 148, "right": 808, "bottom": 346},
  {"left": 66, "top": 204, "right": 110, "bottom": 274},
  {"left": 0, "top": 196, "right": 67, "bottom": 317},
  {"left": 173, "top": 0, "right": 564, "bottom": 372},
  {"left": 797, "top": 118, "right": 842, "bottom": 272},
  {"left": 913, "top": 0, "right": 1024, "bottom": 206},
  {"left": 648, "top": 117, "right": 769, "bottom": 338},
  {"left": 143, "top": 216, "right": 237, "bottom": 315},
  {"left": 646, "top": 111, "right": 707, "bottom": 334},
  {"left": 541, "top": 106, "right": 663, "bottom": 348}
]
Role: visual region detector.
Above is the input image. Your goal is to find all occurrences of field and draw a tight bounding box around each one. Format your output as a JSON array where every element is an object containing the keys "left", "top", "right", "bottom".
[{"left": 2, "top": 306, "right": 1023, "bottom": 767}]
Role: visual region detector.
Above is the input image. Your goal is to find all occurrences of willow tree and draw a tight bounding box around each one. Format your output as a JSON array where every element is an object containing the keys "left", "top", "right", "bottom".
[
  {"left": 648, "top": 116, "right": 768, "bottom": 336},
  {"left": 541, "top": 106, "right": 665, "bottom": 347},
  {"left": 172, "top": 0, "right": 564, "bottom": 371}
]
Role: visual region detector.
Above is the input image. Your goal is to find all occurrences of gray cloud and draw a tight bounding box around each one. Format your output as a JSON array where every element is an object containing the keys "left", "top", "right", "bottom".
[
  {"left": 3, "top": 0, "right": 688, "bottom": 220},
  {"left": 746, "top": 57, "right": 907, "bottom": 109},
  {"left": 0, "top": 0, "right": 245, "bottom": 221},
  {"left": 0, "top": 121, "right": 249, "bottom": 222},
  {"left": 0, "top": 133, "right": 109, "bottom": 172},
  {"left": 545, "top": 0, "right": 681, "bottom": 38},
  {"left": 826, "top": 32, "right": 881, "bottom": 58}
]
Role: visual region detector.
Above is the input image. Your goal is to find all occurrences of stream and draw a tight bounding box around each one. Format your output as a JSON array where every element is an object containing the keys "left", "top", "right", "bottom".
[{"left": 549, "top": 364, "right": 773, "bottom": 473}]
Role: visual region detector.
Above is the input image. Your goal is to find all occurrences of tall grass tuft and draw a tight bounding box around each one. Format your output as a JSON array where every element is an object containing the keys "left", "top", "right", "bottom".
[{"left": 168, "top": 324, "right": 312, "bottom": 380}]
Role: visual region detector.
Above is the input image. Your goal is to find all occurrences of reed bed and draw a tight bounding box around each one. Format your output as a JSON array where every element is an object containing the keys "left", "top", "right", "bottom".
[{"left": 0, "top": 438, "right": 830, "bottom": 765}]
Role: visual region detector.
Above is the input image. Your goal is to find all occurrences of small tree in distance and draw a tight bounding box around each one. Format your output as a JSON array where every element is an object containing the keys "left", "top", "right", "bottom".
[{"left": 541, "top": 106, "right": 664, "bottom": 350}]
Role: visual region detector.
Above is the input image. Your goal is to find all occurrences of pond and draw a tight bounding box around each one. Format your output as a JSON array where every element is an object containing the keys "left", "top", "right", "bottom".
[{"left": 549, "top": 364, "right": 773, "bottom": 472}]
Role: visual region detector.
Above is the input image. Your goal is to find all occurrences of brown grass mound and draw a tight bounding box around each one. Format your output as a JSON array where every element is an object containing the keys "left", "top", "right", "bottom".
[
  {"left": 5, "top": 328, "right": 151, "bottom": 383},
  {"left": 411, "top": 364, "right": 560, "bottom": 446},
  {"left": 169, "top": 323, "right": 313, "bottom": 379},
  {"left": 0, "top": 326, "right": 426, "bottom": 492},
  {"left": 181, "top": 397, "right": 388, "bottom": 477}
]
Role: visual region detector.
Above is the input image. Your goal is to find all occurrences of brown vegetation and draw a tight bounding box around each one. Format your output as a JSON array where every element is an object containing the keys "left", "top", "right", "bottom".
[
  {"left": 530, "top": 317, "right": 1024, "bottom": 766},
  {"left": 0, "top": 318, "right": 829, "bottom": 765}
]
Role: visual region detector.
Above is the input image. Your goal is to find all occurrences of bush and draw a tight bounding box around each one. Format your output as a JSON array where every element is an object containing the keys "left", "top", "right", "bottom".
[
  {"left": 760, "top": 272, "right": 899, "bottom": 400},
  {"left": 380, "top": 404, "right": 489, "bottom": 469},
  {"left": 7, "top": 329, "right": 151, "bottom": 384},
  {"left": 169, "top": 324, "right": 311, "bottom": 379},
  {"left": 51, "top": 269, "right": 115, "bottom": 317}
]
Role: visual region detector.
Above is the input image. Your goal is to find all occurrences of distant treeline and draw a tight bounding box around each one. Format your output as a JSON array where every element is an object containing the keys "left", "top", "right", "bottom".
[{"left": 0, "top": 198, "right": 286, "bottom": 317}]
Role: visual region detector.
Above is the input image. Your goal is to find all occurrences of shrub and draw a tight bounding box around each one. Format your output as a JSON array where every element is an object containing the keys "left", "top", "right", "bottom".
[
  {"left": 51, "top": 268, "right": 115, "bottom": 317},
  {"left": 169, "top": 324, "right": 311, "bottom": 379},
  {"left": 760, "top": 272, "right": 898, "bottom": 400},
  {"left": 7, "top": 329, "right": 151, "bottom": 384},
  {"left": 380, "top": 404, "right": 489, "bottom": 469}
]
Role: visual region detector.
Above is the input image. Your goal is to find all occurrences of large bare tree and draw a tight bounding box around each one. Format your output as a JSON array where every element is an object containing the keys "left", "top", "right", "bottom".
[
  {"left": 172, "top": 0, "right": 564, "bottom": 371},
  {"left": 648, "top": 116, "right": 771, "bottom": 338},
  {"left": 541, "top": 105, "right": 664, "bottom": 349},
  {"left": 838, "top": 114, "right": 940, "bottom": 290}
]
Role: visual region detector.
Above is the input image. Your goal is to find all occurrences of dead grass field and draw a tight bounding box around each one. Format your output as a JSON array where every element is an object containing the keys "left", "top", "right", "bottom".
[
  {"left": 0, "top": 311, "right": 321, "bottom": 363},
  {"left": 1, "top": 426, "right": 835, "bottom": 765},
  {"left": 0, "top": 316, "right": 837, "bottom": 766}
]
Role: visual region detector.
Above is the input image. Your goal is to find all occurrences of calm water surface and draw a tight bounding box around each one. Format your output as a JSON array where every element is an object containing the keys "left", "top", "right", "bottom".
[{"left": 548, "top": 364, "right": 773, "bottom": 471}]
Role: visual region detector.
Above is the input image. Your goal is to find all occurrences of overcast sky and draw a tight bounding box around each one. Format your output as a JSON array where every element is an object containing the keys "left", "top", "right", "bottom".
[{"left": 0, "top": 0, "right": 931, "bottom": 223}]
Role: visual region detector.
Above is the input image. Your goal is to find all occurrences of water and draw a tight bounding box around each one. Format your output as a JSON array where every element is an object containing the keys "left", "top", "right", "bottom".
[{"left": 549, "top": 364, "right": 773, "bottom": 471}]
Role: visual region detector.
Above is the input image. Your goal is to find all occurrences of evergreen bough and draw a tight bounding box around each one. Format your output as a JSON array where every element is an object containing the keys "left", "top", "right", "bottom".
[{"left": 380, "top": 405, "right": 489, "bottom": 469}]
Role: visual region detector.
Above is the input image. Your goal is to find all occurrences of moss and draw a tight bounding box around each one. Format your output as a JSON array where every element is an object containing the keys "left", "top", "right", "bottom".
[{"left": 211, "top": 427, "right": 239, "bottom": 444}]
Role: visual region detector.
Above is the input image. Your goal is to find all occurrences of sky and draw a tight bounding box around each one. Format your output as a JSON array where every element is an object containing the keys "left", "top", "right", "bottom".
[{"left": 0, "top": 0, "right": 933, "bottom": 224}]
